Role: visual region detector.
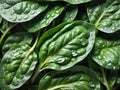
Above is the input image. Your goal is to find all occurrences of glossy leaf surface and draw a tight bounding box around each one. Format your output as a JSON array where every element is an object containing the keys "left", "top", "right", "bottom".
[
  {"left": 38, "top": 21, "right": 95, "bottom": 71},
  {"left": 0, "top": 44, "right": 37, "bottom": 90},
  {"left": 24, "top": 3, "right": 65, "bottom": 32},
  {"left": 38, "top": 66, "right": 100, "bottom": 90},
  {"left": 0, "top": 0, "right": 48, "bottom": 22},
  {"left": 88, "top": 58, "right": 117, "bottom": 89},
  {"left": 43, "top": 0, "right": 91, "bottom": 4},
  {"left": 2, "top": 32, "right": 33, "bottom": 54},
  {"left": 87, "top": 0, "right": 120, "bottom": 33},
  {"left": 91, "top": 35, "right": 120, "bottom": 70},
  {"left": 56, "top": 5, "right": 78, "bottom": 23}
]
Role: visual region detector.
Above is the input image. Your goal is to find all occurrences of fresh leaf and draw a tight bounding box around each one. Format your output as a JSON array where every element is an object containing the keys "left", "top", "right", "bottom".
[
  {"left": 38, "top": 20, "right": 95, "bottom": 71},
  {"left": 88, "top": 57, "right": 117, "bottom": 90},
  {"left": 0, "top": 44, "right": 37, "bottom": 90},
  {"left": 55, "top": 5, "right": 78, "bottom": 23},
  {"left": 38, "top": 66, "right": 100, "bottom": 90},
  {"left": 0, "top": 0, "right": 48, "bottom": 22},
  {"left": 2, "top": 32, "right": 33, "bottom": 54},
  {"left": 24, "top": 3, "right": 65, "bottom": 32},
  {"left": 43, "top": 0, "right": 91, "bottom": 4},
  {"left": 91, "top": 33, "right": 120, "bottom": 70},
  {"left": 87, "top": 0, "right": 120, "bottom": 33}
]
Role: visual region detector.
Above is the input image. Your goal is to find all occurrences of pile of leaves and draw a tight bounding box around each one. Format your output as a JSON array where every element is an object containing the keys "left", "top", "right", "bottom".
[{"left": 0, "top": 0, "right": 120, "bottom": 90}]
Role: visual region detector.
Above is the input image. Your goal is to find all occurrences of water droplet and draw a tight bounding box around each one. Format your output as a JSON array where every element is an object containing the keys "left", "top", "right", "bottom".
[
  {"left": 23, "top": 15, "right": 29, "bottom": 20},
  {"left": 97, "top": 55, "right": 103, "bottom": 60},
  {"left": 113, "top": 66, "right": 116, "bottom": 70},
  {"left": 12, "top": 15, "right": 17, "bottom": 21},
  {"left": 51, "top": 13, "right": 55, "bottom": 17},
  {"left": 77, "top": 48, "right": 86, "bottom": 55},
  {"left": 46, "top": 14, "right": 50, "bottom": 19},
  {"left": 45, "top": 20, "right": 49, "bottom": 25},
  {"left": 107, "top": 63, "right": 112, "bottom": 67},
  {"left": 112, "top": 27, "right": 115, "bottom": 30},
  {"left": 80, "top": 38, "right": 88, "bottom": 46},
  {"left": 103, "top": 20, "right": 112, "bottom": 27},
  {"left": 72, "top": 50, "right": 78, "bottom": 57},
  {"left": 56, "top": 10, "right": 60, "bottom": 14},
  {"left": 56, "top": 58, "right": 65, "bottom": 64},
  {"left": 31, "top": 10, "right": 35, "bottom": 14}
]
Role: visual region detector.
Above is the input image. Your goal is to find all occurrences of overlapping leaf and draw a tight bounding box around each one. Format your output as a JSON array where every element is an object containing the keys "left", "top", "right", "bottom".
[
  {"left": 87, "top": 0, "right": 120, "bottom": 33},
  {"left": 38, "top": 66, "right": 100, "bottom": 90},
  {"left": 0, "top": 44, "right": 37, "bottom": 90},
  {"left": 24, "top": 3, "right": 65, "bottom": 32},
  {"left": 88, "top": 58, "right": 117, "bottom": 89},
  {"left": 2, "top": 32, "right": 33, "bottom": 54},
  {"left": 91, "top": 33, "right": 120, "bottom": 70},
  {"left": 43, "top": 0, "right": 91, "bottom": 4},
  {"left": 37, "top": 21, "right": 95, "bottom": 71},
  {"left": 0, "top": 0, "right": 48, "bottom": 22}
]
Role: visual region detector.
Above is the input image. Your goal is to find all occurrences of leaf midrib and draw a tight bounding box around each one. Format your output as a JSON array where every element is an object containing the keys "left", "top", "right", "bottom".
[
  {"left": 40, "top": 29, "right": 87, "bottom": 69},
  {"left": 95, "top": 1, "right": 116, "bottom": 27}
]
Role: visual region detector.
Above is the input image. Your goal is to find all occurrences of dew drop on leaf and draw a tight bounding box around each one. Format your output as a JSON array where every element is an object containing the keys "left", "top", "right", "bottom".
[
  {"left": 97, "top": 55, "right": 103, "bottom": 60},
  {"left": 72, "top": 50, "right": 78, "bottom": 57},
  {"left": 56, "top": 58, "right": 65, "bottom": 64}
]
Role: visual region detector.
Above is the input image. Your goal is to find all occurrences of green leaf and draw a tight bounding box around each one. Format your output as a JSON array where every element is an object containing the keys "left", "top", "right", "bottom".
[
  {"left": 38, "top": 66, "right": 100, "bottom": 90},
  {"left": 24, "top": 3, "right": 65, "bottom": 32},
  {"left": 43, "top": 0, "right": 91, "bottom": 4},
  {"left": 87, "top": 0, "right": 120, "bottom": 33},
  {"left": 0, "top": 0, "right": 48, "bottom": 22},
  {"left": 0, "top": 44, "right": 37, "bottom": 90},
  {"left": 2, "top": 32, "right": 33, "bottom": 54},
  {"left": 38, "top": 21, "right": 95, "bottom": 71},
  {"left": 55, "top": 5, "right": 78, "bottom": 23},
  {"left": 91, "top": 33, "right": 120, "bottom": 70},
  {"left": 88, "top": 57, "right": 117, "bottom": 90}
]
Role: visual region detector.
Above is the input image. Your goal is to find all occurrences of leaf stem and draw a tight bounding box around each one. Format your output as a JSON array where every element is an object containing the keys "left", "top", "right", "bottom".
[
  {"left": 100, "top": 67, "right": 112, "bottom": 90},
  {"left": 0, "top": 24, "right": 17, "bottom": 45},
  {"left": 31, "top": 66, "right": 44, "bottom": 84}
]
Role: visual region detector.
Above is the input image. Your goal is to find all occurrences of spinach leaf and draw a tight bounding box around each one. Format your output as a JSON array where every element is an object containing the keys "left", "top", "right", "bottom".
[
  {"left": 2, "top": 32, "right": 33, "bottom": 54},
  {"left": 0, "top": 44, "right": 37, "bottom": 90},
  {"left": 87, "top": 0, "right": 120, "bottom": 33},
  {"left": 43, "top": 0, "right": 91, "bottom": 4},
  {"left": 55, "top": 5, "right": 78, "bottom": 23},
  {"left": 88, "top": 57, "right": 117, "bottom": 90},
  {"left": 38, "top": 21, "right": 95, "bottom": 70},
  {"left": 31, "top": 21, "right": 95, "bottom": 82},
  {"left": 38, "top": 66, "right": 100, "bottom": 90},
  {"left": 0, "top": 0, "right": 48, "bottom": 22},
  {"left": 91, "top": 34, "right": 120, "bottom": 70},
  {"left": 24, "top": 3, "right": 65, "bottom": 32}
]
